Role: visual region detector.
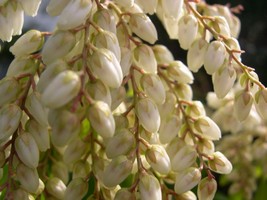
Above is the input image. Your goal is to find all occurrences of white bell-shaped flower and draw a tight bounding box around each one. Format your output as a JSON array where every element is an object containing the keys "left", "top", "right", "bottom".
[
  {"left": 89, "top": 48, "right": 123, "bottom": 88},
  {"left": 187, "top": 38, "right": 208, "bottom": 72},
  {"left": 135, "top": 97, "right": 161, "bottom": 133},
  {"left": 57, "top": 0, "right": 92, "bottom": 30},
  {"left": 178, "top": 14, "right": 198, "bottom": 50},
  {"left": 204, "top": 41, "right": 227, "bottom": 75},
  {"left": 129, "top": 13, "right": 158, "bottom": 44}
]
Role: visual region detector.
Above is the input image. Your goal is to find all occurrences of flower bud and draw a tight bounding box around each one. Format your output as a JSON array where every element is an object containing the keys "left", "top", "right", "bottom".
[
  {"left": 57, "top": 0, "right": 92, "bottom": 30},
  {"left": 212, "top": 16, "right": 231, "bottom": 37},
  {"left": 177, "top": 191, "right": 197, "bottom": 200},
  {"left": 0, "top": 77, "right": 21, "bottom": 107},
  {"left": 13, "top": 189, "right": 35, "bottom": 200},
  {"left": 94, "top": 30, "right": 121, "bottom": 61},
  {"left": 231, "top": 15, "right": 241, "bottom": 38},
  {"left": 0, "top": 104, "right": 22, "bottom": 143},
  {"left": 50, "top": 109, "right": 80, "bottom": 147},
  {"left": 187, "top": 38, "right": 208, "bottom": 72},
  {"left": 88, "top": 101, "right": 115, "bottom": 138},
  {"left": 135, "top": 97, "right": 160, "bottom": 133},
  {"left": 0, "top": 4, "right": 23, "bottom": 42},
  {"left": 208, "top": 151, "right": 232, "bottom": 174},
  {"left": 185, "top": 101, "right": 206, "bottom": 118},
  {"left": 18, "top": 0, "right": 41, "bottom": 16},
  {"left": 129, "top": 13, "right": 158, "bottom": 44},
  {"left": 103, "top": 156, "right": 133, "bottom": 188},
  {"left": 197, "top": 177, "right": 217, "bottom": 200},
  {"left": 158, "top": 91, "right": 177, "bottom": 118},
  {"left": 35, "top": 179, "right": 45, "bottom": 196},
  {"left": 63, "top": 138, "right": 88, "bottom": 164},
  {"left": 161, "top": 0, "right": 183, "bottom": 19},
  {"left": 26, "top": 119, "right": 50, "bottom": 152},
  {"left": 212, "top": 63, "right": 236, "bottom": 98},
  {"left": 204, "top": 41, "right": 227, "bottom": 75},
  {"left": 7, "top": 57, "right": 38, "bottom": 77},
  {"left": 174, "top": 167, "right": 201, "bottom": 194},
  {"left": 106, "top": 129, "right": 135, "bottom": 159},
  {"left": 161, "top": 15, "right": 179, "bottom": 39},
  {"left": 166, "top": 138, "right": 197, "bottom": 172},
  {"left": 73, "top": 160, "right": 90, "bottom": 179},
  {"left": 41, "top": 70, "right": 81, "bottom": 109},
  {"left": 15, "top": 132, "right": 39, "bottom": 168},
  {"left": 10, "top": 30, "right": 44, "bottom": 57},
  {"left": 52, "top": 162, "right": 69, "bottom": 184},
  {"left": 46, "top": 177, "right": 66, "bottom": 199},
  {"left": 110, "top": 86, "right": 127, "bottom": 111},
  {"left": 25, "top": 92, "right": 49, "bottom": 126},
  {"left": 93, "top": 8, "right": 117, "bottom": 34},
  {"left": 141, "top": 74, "right": 166, "bottom": 105},
  {"left": 234, "top": 90, "right": 253, "bottom": 121},
  {"left": 113, "top": 0, "right": 134, "bottom": 8},
  {"left": 145, "top": 145, "right": 171, "bottom": 175},
  {"left": 115, "top": 188, "right": 136, "bottom": 200},
  {"left": 133, "top": 44, "right": 157, "bottom": 74},
  {"left": 159, "top": 115, "right": 181, "bottom": 144},
  {"left": 46, "top": 0, "right": 70, "bottom": 16},
  {"left": 86, "top": 80, "right": 111, "bottom": 107},
  {"left": 174, "top": 83, "right": 193, "bottom": 101},
  {"left": 194, "top": 116, "right": 221, "bottom": 140},
  {"left": 37, "top": 60, "right": 68, "bottom": 93},
  {"left": 197, "top": 138, "right": 215, "bottom": 156},
  {"left": 88, "top": 48, "right": 123, "bottom": 88},
  {"left": 167, "top": 61, "right": 194, "bottom": 84},
  {"left": 64, "top": 178, "right": 88, "bottom": 200},
  {"left": 153, "top": 45, "right": 174, "bottom": 65},
  {"left": 135, "top": 0, "right": 157, "bottom": 14},
  {"left": 139, "top": 173, "right": 162, "bottom": 200},
  {"left": 255, "top": 88, "right": 267, "bottom": 120},
  {"left": 120, "top": 47, "right": 132, "bottom": 76},
  {"left": 178, "top": 14, "right": 198, "bottom": 50},
  {"left": 41, "top": 31, "right": 76, "bottom": 64},
  {"left": 16, "top": 163, "right": 39, "bottom": 193}
]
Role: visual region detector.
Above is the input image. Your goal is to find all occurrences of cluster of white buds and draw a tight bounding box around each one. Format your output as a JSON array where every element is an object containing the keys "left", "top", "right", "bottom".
[{"left": 0, "top": 0, "right": 266, "bottom": 200}]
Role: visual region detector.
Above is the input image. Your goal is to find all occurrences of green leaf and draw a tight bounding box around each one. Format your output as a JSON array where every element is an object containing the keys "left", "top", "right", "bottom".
[{"left": 254, "top": 178, "right": 267, "bottom": 200}]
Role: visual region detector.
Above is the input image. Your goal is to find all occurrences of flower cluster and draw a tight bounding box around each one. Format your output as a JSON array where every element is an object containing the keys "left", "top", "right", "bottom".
[{"left": 0, "top": 0, "right": 265, "bottom": 199}]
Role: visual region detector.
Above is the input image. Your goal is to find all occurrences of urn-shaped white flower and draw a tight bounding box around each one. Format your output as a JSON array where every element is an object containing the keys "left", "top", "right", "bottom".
[
  {"left": 89, "top": 48, "right": 123, "bottom": 88},
  {"left": 41, "top": 31, "right": 76, "bottom": 64},
  {"left": 208, "top": 151, "right": 232, "bottom": 174},
  {"left": 129, "top": 13, "right": 158, "bottom": 44},
  {"left": 133, "top": 44, "right": 157, "bottom": 74},
  {"left": 15, "top": 132, "right": 39, "bottom": 168},
  {"left": 178, "top": 14, "right": 198, "bottom": 50},
  {"left": 197, "top": 177, "right": 217, "bottom": 200},
  {"left": 0, "top": 104, "right": 22, "bottom": 143},
  {"left": 57, "top": 0, "right": 92, "bottom": 30},
  {"left": 16, "top": 163, "right": 39, "bottom": 193},
  {"left": 141, "top": 73, "right": 166, "bottom": 105},
  {"left": 139, "top": 173, "right": 162, "bottom": 200},
  {"left": 145, "top": 144, "right": 171, "bottom": 175},
  {"left": 10, "top": 30, "right": 44, "bottom": 57},
  {"left": 204, "top": 41, "right": 227, "bottom": 75},
  {"left": 88, "top": 101, "right": 115, "bottom": 138},
  {"left": 187, "top": 38, "right": 208, "bottom": 72},
  {"left": 102, "top": 156, "right": 133, "bottom": 188},
  {"left": 41, "top": 70, "right": 81, "bottom": 109},
  {"left": 64, "top": 178, "right": 88, "bottom": 200},
  {"left": 174, "top": 167, "right": 202, "bottom": 194},
  {"left": 135, "top": 97, "right": 161, "bottom": 133}
]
